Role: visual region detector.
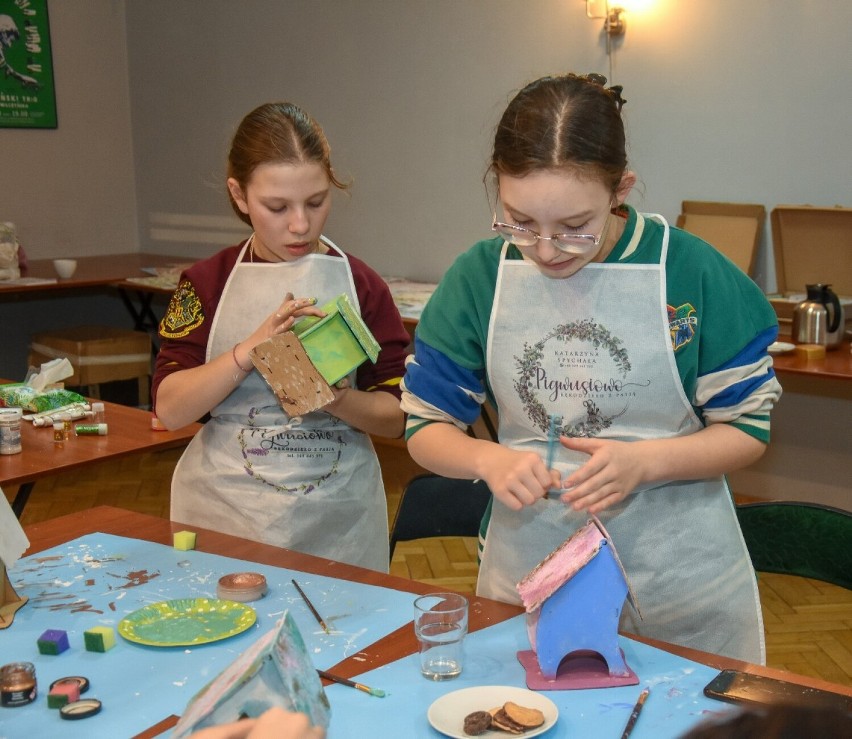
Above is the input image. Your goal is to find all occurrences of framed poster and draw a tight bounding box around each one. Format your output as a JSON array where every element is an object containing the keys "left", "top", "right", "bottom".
[{"left": 0, "top": 0, "right": 56, "bottom": 128}]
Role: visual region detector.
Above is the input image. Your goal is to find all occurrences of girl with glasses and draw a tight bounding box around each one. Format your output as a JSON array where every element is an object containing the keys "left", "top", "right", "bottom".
[
  {"left": 401, "top": 73, "right": 781, "bottom": 663},
  {"left": 153, "top": 102, "right": 409, "bottom": 572}
]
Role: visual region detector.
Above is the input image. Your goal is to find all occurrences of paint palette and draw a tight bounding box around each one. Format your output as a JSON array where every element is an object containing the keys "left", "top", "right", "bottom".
[{"left": 118, "top": 598, "right": 256, "bottom": 647}]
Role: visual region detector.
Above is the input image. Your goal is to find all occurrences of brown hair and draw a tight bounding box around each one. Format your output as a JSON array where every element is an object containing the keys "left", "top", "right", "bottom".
[
  {"left": 227, "top": 102, "right": 348, "bottom": 225},
  {"left": 680, "top": 703, "right": 852, "bottom": 739},
  {"left": 490, "top": 73, "right": 627, "bottom": 193}
]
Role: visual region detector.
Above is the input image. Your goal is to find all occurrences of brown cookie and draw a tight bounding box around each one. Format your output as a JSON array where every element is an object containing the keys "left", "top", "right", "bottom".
[
  {"left": 491, "top": 708, "right": 525, "bottom": 734},
  {"left": 503, "top": 701, "right": 545, "bottom": 729},
  {"left": 463, "top": 710, "right": 493, "bottom": 736}
]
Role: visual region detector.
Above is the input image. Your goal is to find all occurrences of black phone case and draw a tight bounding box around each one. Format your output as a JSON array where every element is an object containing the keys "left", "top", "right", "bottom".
[{"left": 703, "top": 669, "right": 852, "bottom": 711}]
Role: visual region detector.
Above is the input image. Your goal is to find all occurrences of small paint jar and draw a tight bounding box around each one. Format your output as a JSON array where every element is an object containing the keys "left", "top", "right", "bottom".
[
  {"left": 75, "top": 423, "right": 108, "bottom": 436},
  {"left": 53, "top": 421, "right": 67, "bottom": 443},
  {"left": 0, "top": 407, "right": 22, "bottom": 455},
  {"left": 60, "top": 413, "right": 74, "bottom": 439},
  {"left": 1, "top": 662, "right": 37, "bottom": 707}
]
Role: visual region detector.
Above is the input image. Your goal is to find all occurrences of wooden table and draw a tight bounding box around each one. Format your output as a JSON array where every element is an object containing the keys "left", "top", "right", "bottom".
[
  {"left": 0, "top": 399, "right": 200, "bottom": 517},
  {"left": 0, "top": 252, "right": 193, "bottom": 340},
  {"left": 771, "top": 339, "right": 852, "bottom": 382},
  {"left": 0, "top": 253, "right": 188, "bottom": 294},
  {"left": 16, "top": 506, "right": 852, "bottom": 737}
]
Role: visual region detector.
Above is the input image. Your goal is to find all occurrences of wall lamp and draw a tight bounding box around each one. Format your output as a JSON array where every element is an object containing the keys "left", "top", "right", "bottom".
[{"left": 586, "top": 1, "right": 627, "bottom": 38}]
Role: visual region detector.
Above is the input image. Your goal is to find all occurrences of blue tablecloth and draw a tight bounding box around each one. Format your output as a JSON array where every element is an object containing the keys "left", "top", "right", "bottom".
[
  {"left": 1, "top": 533, "right": 737, "bottom": 738},
  {"left": 1, "top": 533, "right": 419, "bottom": 738},
  {"left": 324, "top": 615, "right": 736, "bottom": 737}
]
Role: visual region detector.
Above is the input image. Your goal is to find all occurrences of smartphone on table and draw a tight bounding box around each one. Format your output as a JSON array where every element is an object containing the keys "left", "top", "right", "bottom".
[{"left": 703, "top": 669, "right": 852, "bottom": 711}]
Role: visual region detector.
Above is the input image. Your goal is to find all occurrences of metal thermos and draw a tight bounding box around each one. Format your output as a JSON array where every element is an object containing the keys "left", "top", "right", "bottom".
[{"left": 791, "top": 283, "right": 844, "bottom": 349}]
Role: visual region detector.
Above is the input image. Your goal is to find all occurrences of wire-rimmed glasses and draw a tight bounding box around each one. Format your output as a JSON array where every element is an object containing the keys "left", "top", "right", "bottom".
[{"left": 491, "top": 219, "right": 603, "bottom": 256}]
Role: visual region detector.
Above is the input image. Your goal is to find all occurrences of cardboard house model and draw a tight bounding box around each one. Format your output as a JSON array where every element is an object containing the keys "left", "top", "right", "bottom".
[
  {"left": 171, "top": 611, "right": 330, "bottom": 737},
  {"left": 516, "top": 517, "right": 641, "bottom": 690},
  {"left": 250, "top": 294, "right": 380, "bottom": 417}
]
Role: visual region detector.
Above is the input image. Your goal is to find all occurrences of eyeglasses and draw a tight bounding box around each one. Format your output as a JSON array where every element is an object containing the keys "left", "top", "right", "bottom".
[{"left": 491, "top": 219, "right": 604, "bottom": 256}]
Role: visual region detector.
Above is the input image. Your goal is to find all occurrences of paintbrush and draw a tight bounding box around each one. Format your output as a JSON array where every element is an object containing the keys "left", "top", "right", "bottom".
[
  {"left": 620, "top": 687, "right": 649, "bottom": 739},
  {"left": 291, "top": 579, "right": 331, "bottom": 634},
  {"left": 317, "top": 669, "right": 386, "bottom": 698},
  {"left": 545, "top": 414, "right": 562, "bottom": 498}
]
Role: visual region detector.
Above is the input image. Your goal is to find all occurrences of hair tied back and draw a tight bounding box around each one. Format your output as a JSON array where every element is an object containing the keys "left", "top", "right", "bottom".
[
  {"left": 608, "top": 85, "right": 626, "bottom": 112},
  {"left": 581, "top": 73, "right": 626, "bottom": 112}
]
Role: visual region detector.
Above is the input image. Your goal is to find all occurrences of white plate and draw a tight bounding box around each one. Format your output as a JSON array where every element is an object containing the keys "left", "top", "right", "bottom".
[
  {"left": 427, "top": 685, "right": 558, "bottom": 738},
  {"left": 768, "top": 341, "right": 795, "bottom": 355}
]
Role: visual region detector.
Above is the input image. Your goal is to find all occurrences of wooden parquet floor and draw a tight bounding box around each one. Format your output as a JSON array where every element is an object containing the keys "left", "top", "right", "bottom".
[{"left": 5, "top": 442, "right": 850, "bottom": 688}]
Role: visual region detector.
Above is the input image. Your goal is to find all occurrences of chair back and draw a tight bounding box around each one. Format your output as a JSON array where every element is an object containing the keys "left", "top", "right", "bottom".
[
  {"left": 735, "top": 502, "right": 852, "bottom": 590},
  {"left": 389, "top": 474, "right": 492, "bottom": 558}
]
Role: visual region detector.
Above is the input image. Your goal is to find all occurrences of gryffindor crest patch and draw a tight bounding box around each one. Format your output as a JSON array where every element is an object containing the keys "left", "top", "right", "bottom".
[{"left": 160, "top": 279, "right": 204, "bottom": 338}]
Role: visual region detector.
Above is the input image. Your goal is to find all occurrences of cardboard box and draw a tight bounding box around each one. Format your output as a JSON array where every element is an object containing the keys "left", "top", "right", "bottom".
[
  {"left": 769, "top": 205, "right": 852, "bottom": 333},
  {"left": 676, "top": 201, "right": 765, "bottom": 277},
  {"left": 28, "top": 326, "right": 151, "bottom": 387}
]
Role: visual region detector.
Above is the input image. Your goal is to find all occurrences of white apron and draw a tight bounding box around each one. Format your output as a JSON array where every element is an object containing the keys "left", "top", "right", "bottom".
[
  {"left": 480, "top": 215, "right": 764, "bottom": 663},
  {"left": 171, "top": 237, "right": 389, "bottom": 572}
]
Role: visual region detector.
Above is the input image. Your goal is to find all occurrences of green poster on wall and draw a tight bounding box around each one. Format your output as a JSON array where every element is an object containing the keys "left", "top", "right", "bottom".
[{"left": 0, "top": 0, "right": 56, "bottom": 128}]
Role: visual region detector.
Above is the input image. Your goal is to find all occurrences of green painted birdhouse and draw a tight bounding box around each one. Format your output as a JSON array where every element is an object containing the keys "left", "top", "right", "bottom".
[{"left": 292, "top": 294, "right": 380, "bottom": 385}]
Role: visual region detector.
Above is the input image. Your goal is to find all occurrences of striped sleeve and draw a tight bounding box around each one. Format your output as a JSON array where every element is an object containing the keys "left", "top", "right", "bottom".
[
  {"left": 694, "top": 326, "right": 782, "bottom": 443},
  {"left": 400, "top": 338, "right": 487, "bottom": 439}
]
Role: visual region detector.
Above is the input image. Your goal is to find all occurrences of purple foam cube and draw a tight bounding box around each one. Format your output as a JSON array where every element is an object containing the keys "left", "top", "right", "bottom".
[{"left": 37, "top": 628, "right": 70, "bottom": 655}]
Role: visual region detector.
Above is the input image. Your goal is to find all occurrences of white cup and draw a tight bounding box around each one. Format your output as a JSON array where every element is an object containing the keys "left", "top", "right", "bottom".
[
  {"left": 413, "top": 592, "right": 468, "bottom": 680},
  {"left": 53, "top": 259, "right": 78, "bottom": 279}
]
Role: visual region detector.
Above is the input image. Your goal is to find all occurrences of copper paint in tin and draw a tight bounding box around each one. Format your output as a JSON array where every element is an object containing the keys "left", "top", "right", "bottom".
[{"left": 1, "top": 662, "right": 37, "bottom": 707}]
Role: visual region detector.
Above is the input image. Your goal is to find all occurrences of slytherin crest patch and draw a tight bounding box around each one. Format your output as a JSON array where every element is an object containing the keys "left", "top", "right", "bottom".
[{"left": 160, "top": 279, "right": 204, "bottom": 338}]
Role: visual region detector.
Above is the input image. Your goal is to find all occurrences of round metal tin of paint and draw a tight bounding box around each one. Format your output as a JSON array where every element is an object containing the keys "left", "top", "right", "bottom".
[
  {"left": 50, "top": 676, "right": 90, "bottom": 694},
  {"left": 217, "top": 572, "right": 268, "bottom": 602},
  {"left": 60, "top": 698, "right": 102, "bottom": 720}
]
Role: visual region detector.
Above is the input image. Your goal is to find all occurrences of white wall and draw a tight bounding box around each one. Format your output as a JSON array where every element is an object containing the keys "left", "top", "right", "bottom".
[
  {"left": 0, "top": 1, "right": 137, "bottom": 259},
  {"left": 124, "top": 0, "right": 852, "bottom": 291}
]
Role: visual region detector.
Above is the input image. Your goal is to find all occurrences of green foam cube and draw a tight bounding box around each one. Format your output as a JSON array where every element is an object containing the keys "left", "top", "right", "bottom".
[{"left": 84, "top": 625, "right": 116, "bottom": 652}]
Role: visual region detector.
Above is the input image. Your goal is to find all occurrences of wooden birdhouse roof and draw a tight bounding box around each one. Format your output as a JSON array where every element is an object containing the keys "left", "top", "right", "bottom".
[{"left": 516, "top": 516, "right": 640, "bottom": 616}]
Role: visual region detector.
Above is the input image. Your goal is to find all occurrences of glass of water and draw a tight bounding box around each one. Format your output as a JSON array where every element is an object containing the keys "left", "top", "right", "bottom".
[{"left": 413, "top": 592, "right": 469, "bottom": 680}]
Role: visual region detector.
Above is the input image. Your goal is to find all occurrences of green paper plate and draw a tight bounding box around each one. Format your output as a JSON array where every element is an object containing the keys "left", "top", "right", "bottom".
[{"left": 118, "top": 598, "right": 256, "bottom": 647}]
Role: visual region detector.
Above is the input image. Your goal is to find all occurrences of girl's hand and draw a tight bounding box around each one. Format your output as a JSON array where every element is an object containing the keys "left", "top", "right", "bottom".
[
  {"left": 557, "top": 437, "right": 647, "bottom": 513},
  {"left": 480, "top": 444, "right": 559, "bottom": 511},
  {"left": 189, "top": 707, "right": 325, "bottom": 739},
  {"left": 247, "top": 292, "right": 325, "bottom": 348},
  {"left": 269, "top": 292, "right": 324, "bottom": 336},
  {"left": 320, "top": 377, "right": 350, "bottom": 412}
]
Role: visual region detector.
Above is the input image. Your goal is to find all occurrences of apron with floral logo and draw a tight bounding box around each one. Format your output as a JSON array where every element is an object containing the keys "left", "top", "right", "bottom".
[
  {"left": 171, "top": 237, "right": 389, "bottom": 572},
  {"left": 480, "top": 215, "right": 764, "bottom": 663}
]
